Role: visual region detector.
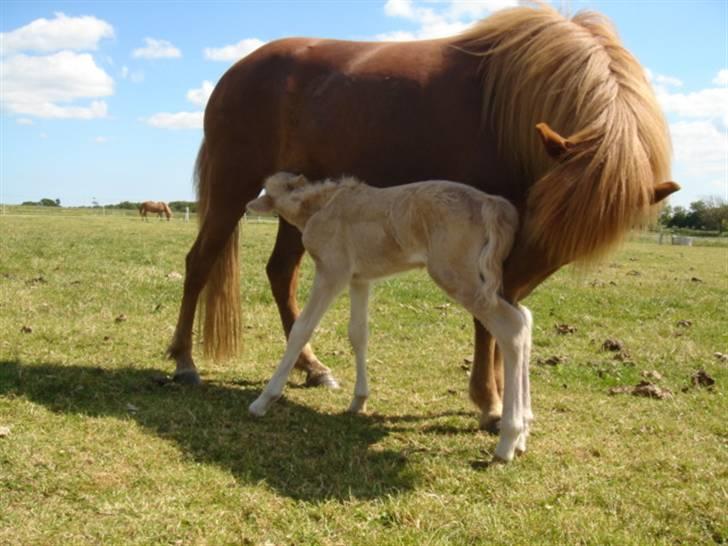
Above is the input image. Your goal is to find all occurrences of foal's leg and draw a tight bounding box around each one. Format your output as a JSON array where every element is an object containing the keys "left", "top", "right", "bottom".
[
  {"left": 470, "top": 243, "right": 560, "bottom": 433},
  {"left": 480, "top": 299, "right": 528, "bottom": 462},
  {"left": 267, "top": 219, "right": 340, "bottom": 388},
  {"left": 347, "top": 281, "right": 370, "bottom": 413},
  {"left": 515, "top": 305, "right": 533, "bottom": 456},
  {"left": 249, "top": 271, "right": 346, "bottom": 416}
]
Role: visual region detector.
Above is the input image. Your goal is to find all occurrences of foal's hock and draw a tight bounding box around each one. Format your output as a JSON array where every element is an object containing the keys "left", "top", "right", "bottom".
[{"left": 247, "top": 173, "right": 533, "bottom": 462}]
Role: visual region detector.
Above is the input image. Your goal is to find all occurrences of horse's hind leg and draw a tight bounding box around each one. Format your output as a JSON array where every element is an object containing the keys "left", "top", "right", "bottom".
[
  {"left": 168, "top": 200, "right": 245, "bottom": 384},
  {"left": 266, "top": 219, "right": 340, "bottom": 388}
]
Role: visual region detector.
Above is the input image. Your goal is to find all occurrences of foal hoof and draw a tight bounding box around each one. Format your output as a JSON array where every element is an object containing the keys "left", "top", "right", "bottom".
[
  {"left": 172, "top": 370, "right": 202, "bottom": 386},
  {"left": 305, "top": 372, "right": 340, "bottom": 389}
]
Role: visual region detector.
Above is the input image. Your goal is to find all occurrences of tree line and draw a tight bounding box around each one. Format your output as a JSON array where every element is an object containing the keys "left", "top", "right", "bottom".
[
  {"left": 659, "top": 197, "right": 728, "bottom": 234},
  {"left": 20, "top": 196, "right": 726, "bottom": 233}
]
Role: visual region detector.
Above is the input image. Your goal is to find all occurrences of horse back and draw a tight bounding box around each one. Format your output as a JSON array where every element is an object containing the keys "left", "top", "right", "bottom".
[{"left": 206, "top": 37, "right": 516, "bottom": 201}]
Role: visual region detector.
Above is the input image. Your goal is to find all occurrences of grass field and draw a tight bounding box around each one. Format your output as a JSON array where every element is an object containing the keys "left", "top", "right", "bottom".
[{"left": 1, "top": 212, "right": 726, "bottom": 545}]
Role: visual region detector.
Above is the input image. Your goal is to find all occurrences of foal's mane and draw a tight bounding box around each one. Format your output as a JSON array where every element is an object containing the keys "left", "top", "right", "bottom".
[{"left": 456, "top": 5, "right": 671, "bottom": 264}]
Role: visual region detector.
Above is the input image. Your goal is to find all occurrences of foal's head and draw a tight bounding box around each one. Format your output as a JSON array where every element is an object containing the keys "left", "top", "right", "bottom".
[{"left": 247, "top": 172, "right": 348, "bottom": 230}]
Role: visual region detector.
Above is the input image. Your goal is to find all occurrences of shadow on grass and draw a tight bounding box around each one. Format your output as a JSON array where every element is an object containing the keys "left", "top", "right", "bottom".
[{"left": 0, "top": 360, "right": 478, "bottom": 501}]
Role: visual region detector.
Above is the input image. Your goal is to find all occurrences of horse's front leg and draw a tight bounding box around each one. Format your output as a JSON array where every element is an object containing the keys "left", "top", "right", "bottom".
[
  {"left": 347, "top": 281, "right": 370, "bottom": 413},
  {"left": 249, "top": 272, "right": 345, "bottom": 416},
  {"left": 267, "top": 219, "right": 340, "bottom": 388}
]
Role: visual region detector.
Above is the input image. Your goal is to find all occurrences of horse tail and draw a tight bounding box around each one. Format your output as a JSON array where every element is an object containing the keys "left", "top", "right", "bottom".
[
  {"left": 478, "top": 197, "right": 519, "bottom": 306},
  {"left": 195, "top": 139, "right": 242, "bottom": 361},
  {"left": 458, "top": 6, "right": 671, "bottom": 265}
]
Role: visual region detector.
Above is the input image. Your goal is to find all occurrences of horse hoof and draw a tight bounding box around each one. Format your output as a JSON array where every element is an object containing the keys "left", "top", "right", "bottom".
[
  {"left": 479, "top": 417, "right": 501, "bottom": 435},
  {"left": 172, "top": 370, "right": 202, "bottom": 385},
  {"left": 305, "top": 372, "right": 340, "bottom": 389}
]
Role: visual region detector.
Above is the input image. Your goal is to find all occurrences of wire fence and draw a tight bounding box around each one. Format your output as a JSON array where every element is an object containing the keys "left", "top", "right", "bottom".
[
  {"left": 2, "top": 205, "right": 725, "bottom": 245},
  {"left": 0, "top": 205, "right": 279, "bottom": 224}
]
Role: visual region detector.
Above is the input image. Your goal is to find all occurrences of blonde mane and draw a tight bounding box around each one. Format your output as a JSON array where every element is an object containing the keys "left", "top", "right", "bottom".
[{"left": 456, "top": 5, "right": 671, "bottom": 263}]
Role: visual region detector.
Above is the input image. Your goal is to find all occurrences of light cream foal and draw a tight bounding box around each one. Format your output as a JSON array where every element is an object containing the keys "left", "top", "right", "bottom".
[{"left": 247, "top": 173, "right": 532, "bottom": 462}]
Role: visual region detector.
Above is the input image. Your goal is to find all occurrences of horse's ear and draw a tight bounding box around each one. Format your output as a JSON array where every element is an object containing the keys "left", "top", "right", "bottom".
[
  {"left": 535, "top": 122, "right": 574, "bottom": 160},
  {"left": 247, "top": 194, "right": 274, "bottom": 214},
  {"left": 651, "top": 181, "right": 681, "bottom": 204}
]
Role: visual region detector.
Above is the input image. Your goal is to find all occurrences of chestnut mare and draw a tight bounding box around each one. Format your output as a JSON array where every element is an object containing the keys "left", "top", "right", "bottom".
[
  {"left": 139, "top": 201, "right": 172, "bottom": 221},
  {"left": 168, "top": 6, "right": 678, "bottom": 432}
]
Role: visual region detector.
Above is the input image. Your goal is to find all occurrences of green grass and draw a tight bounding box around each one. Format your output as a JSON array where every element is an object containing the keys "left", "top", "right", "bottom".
[{"left": 1, "top": 214, "right": 726, "bottom": 545}]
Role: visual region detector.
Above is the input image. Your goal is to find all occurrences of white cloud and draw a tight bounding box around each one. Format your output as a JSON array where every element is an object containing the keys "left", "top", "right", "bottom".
[
  {"left": 670, "top": 121, "right": 728, "bottom": 174},
  {"left": 379, "top": 0, "right": 516, "bottom": 41},
  {"left": 654, "top": 74, "right": 683, "bottom": 88},
  {"left": 648, "top": 69, "right": 728, "bottom": 203},
  {"left": 120, "top": 65, "right": 144, "bottom": 83},
  {"left": 94, "top": 136, "right": 109, "bottom": 144},
  {"left": 144, "top": 81, "right": 216, "bottom": 129},
  {"left": 712, "top": 69, "right": 728, "bottom": 86},
  {"left": 204, "top": 38, "right": 265, "bottom": 61},
  {"left": 132, "top": 38, "right": 181, "bottom": 59},
  {"left": 16, "top": 118, "right": 34, "bottom": 125},
  {"left": 186, "top": 81, "right": 214, "bottom": 107},
  {"left": 0, "top": 12, "right": 114, "bottom": 54},
  {"left": 0, "top": 51, "right": 113, "bottom": 119},
  {"left": 655, "top": 84, "right": 728, "bottom": 128},
  {"left": 143, "top": 111, "right": 203, "bottom": 130}
]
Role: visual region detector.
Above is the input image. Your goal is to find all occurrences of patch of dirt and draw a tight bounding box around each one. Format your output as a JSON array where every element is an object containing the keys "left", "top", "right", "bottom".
[
  {"left": 676, "top": 319, "right": 693, "bottom": 328},
  {"left": 690, "top": 276, "right": 703, "bottom": 283},
  {"left": 714, "top": 352, "right": 728, "bottom": 363},
  {"left": 690, "top": 369, "right": 715, "bottom": 388},
  {"left": 0, "top": 426, "right": 10, "bottom": 438},
  {"left": 609, "top": 381, "right": 673, "bottom": 400},
  {"left": 601, "top": 338, "right": 624, "bottom": 352},
  {"left": 537, "top": 355, "right": 566, "bottom": 366},
  {"left": 626, "top": 270, "right": 641, "bottom": 276},
  {"left": 20, "top": 325, "right": 32, "bottom": 334},
  {"left": 114, "top": 314, "right": 127, "bottom": 323},
  {"left": 26, "top": 276, "right": 47, "bottom": 286},
  {"left": 166, "top": 271, "right": 183, "bottom": 280},
  {"left": 555, "top": 324, "right": 577, "bottom": 335},
  {"left": 641, "top": 370, "right": 663, "bottom": 381}
]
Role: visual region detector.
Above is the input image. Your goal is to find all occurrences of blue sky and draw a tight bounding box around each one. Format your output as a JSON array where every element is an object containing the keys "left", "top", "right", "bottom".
[{"left": 1, "top": 0, "right": 726, "bottom": 208}]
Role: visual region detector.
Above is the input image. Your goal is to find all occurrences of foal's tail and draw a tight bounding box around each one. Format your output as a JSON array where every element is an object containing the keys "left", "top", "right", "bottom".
[
  {"left": 478, "top": 197, "right": 519, "bottom": 306},
  {"left": 196, "top": 140, "right": 241, "bottom": 361}
]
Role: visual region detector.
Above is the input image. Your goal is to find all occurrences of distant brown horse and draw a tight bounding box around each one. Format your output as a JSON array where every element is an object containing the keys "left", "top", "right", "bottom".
[
  {"left": 139, "top": 201, "right": 172, "bottom": 221},
  {"left": 168, "top": 5, "right": 678, "bottom": 433}
]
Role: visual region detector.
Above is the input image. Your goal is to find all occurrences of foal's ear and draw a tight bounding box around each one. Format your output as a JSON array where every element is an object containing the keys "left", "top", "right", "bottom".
[
  {"left": 535, "top": 122, "right": 574, "bottom": 160},
  {"left": 651, "top": 181, "right": 681, "bottom": 205},
  {"left": 247, "top": 194, "right": 274, "bottom": 214}
]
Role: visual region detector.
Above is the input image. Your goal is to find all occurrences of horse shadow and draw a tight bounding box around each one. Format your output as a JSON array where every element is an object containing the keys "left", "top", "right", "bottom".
[{"left": 0, "top": 360, "right": 477, "bottom": 501}]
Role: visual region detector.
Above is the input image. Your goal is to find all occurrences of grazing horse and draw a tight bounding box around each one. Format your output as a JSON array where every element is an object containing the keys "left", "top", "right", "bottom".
[
  {"left": 139, "top": 201, "right": 172, "bottom": 221},
  {"left": 246, "top": 172, "right": 531, "bottom": 462},
  {"left": 167, "top": 5, "right": 678, "bottom": 433}
]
